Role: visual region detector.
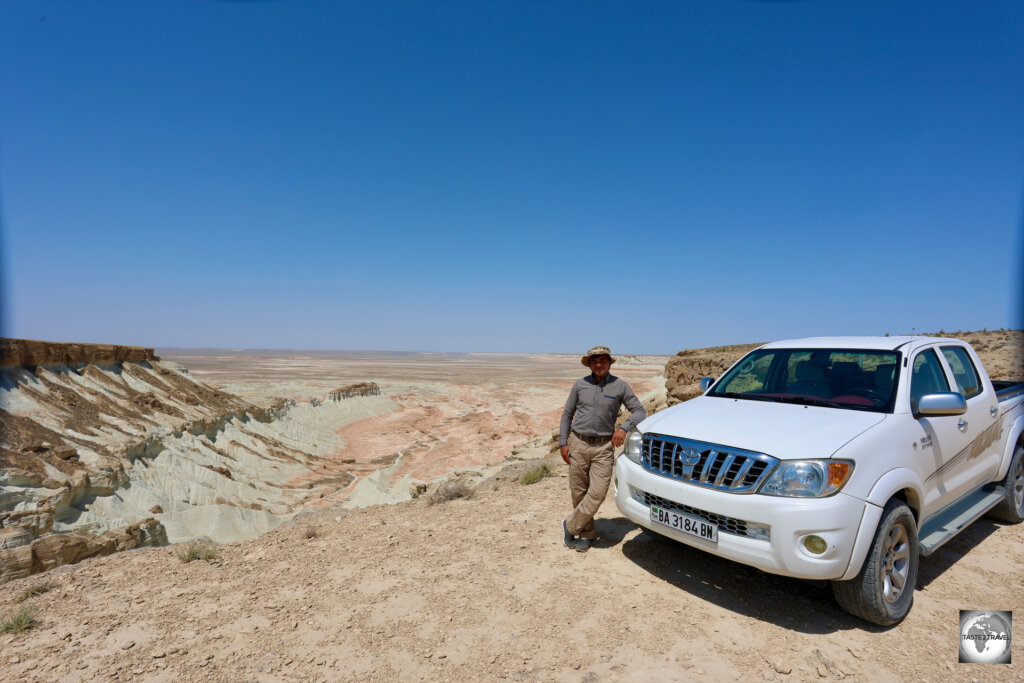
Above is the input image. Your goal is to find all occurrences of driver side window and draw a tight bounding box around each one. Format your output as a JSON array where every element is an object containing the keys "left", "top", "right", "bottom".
[
  {"left": 940, "top": 346, "right": 982, "bottom": 399},
  {"left": 910, "top": 349, "right": 951, "bottom": 411}
]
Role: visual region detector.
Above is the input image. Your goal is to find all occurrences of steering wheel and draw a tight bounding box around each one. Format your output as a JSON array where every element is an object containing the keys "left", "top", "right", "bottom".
[{"left": 846, "top": 387, "right": 885, "bottom": 404}]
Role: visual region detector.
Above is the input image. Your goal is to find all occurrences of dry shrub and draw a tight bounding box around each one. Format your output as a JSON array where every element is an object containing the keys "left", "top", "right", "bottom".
[
  {"left": 177, "top": 541, "right": 218, "bottom": 563},
  {"left": 304, "top": 523, "right": 319, "bottom": 539},
  {"left": 520, "top": 463, "right": 552, "bottom": 485},
  {"left": 427, "top": 480, "right": 475, "bottom": 505},
  {"left": 0, "top": 606, "right": 36, "bottom": 634},
  {"left": 15, "top": 582, "right": 54, "bottom": 603}
]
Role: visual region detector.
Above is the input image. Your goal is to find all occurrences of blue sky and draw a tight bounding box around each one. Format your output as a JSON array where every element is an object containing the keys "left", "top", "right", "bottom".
[{"left": 1, "top": 1, "right": 1021, "bottom": 353}]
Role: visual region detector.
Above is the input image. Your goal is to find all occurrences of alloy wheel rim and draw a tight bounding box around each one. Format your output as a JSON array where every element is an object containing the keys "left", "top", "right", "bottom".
[{"left": 881, "top": 523, "right": 910, "bottom": 603}]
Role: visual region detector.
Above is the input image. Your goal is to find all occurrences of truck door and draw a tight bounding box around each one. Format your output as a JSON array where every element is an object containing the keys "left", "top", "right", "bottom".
[
  {"left": 911, "top": 347, "right": 978, "bottom": 516},
  {"left": 939, "top": 344, "right": 1002, "bottom": 487}
]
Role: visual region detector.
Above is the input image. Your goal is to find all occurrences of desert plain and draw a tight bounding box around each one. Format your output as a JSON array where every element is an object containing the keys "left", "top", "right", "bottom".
[
  {"left": 0, "top": 336, "right": 1021, "bottom": 682},
  {"left": 161, "top": 349, "right": 666, "bottom": 489}
]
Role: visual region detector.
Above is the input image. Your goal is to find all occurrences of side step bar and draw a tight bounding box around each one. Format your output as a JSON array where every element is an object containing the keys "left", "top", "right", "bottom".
[{"left": 918, "top": 485, "right": 1007, "bottom": 556}]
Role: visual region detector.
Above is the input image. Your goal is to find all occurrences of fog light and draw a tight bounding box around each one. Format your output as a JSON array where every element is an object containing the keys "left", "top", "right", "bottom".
[{"left": 803, "top": 535, "right": 828, "bottom": 554}]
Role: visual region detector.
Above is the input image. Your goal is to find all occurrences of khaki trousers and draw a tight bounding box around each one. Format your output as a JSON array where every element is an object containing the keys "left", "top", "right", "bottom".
[{"left": 566, "top": 432, "right": 614, "bottom": 540}]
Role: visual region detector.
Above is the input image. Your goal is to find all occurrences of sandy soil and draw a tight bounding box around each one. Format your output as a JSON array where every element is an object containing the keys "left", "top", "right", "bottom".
[{"left": 1, "top": 465, "right": 1019, "bottom": 682}]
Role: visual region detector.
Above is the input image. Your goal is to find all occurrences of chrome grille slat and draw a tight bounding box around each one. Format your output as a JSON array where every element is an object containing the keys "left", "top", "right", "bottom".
[
  {"left": 730, "top": 458, "right": 755, "bottom": 489},
  {"left": 699, "top": 450, "right": 717, "bottom": 483},
  {"left": 639, "top": 434, "right": 778, "bottom": 494},
  {"left": 714, "top": 454, "right": 736, "bottom": 487}
]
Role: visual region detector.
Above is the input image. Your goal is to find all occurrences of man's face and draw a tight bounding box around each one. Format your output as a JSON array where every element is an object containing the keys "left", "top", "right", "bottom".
[{"left": 588, "top": 354, "right": 611, "bottom": 379}]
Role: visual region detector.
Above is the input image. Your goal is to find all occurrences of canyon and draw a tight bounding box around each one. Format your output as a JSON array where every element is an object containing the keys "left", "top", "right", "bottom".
[{"left": 0, "top": 340, "right": 665, "bottom": 583}]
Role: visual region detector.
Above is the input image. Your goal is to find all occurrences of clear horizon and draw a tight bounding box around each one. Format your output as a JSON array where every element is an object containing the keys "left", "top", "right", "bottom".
[
  {"left": 2, "top": 1, "right": 1022, "bottom": 354},
  {"left": 4, "top": 329, "right": 1016, "bottom": 358}
]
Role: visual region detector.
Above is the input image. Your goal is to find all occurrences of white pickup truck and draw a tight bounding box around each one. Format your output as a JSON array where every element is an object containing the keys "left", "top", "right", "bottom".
[{"left": 615, "top": 336, "right": 1024, "bottom": 625}]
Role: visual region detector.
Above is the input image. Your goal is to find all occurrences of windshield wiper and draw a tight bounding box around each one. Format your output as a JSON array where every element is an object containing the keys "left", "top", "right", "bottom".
[
  {"left": 712, "top": 392, "right": 868, "bottom": 409},
  {"left": 770, "top": 395, "right": 849, "bottom": 409}
]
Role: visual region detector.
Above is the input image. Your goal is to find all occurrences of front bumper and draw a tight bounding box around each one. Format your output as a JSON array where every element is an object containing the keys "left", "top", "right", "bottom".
[{"left": 614, "top": 454, "right": 881, "bottom": 581}]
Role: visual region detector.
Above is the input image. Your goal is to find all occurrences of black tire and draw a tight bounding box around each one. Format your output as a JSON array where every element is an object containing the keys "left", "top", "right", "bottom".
[
  {"left": 988, "top": 443, "right": 1024, "bottom": 524},
  {"left": 832, "top": 500, "right": 918, "bottom": 626}
]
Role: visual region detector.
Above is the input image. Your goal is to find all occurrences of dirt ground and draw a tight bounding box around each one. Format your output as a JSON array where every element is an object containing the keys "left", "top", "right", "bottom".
[{"left": 1, "top": 463, "right": 1020, "bottom": 682}]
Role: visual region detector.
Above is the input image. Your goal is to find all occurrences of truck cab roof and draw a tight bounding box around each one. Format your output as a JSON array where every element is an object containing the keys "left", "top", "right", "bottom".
[{"left": 759, "top": 336, "right": 960, "bottom": 352}]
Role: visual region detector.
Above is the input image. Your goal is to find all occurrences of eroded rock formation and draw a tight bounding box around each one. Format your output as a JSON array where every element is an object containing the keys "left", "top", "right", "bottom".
[
  {"left": 329, "top": 382, "right": 381, "bottom": 400},
  {"left": 665, "top": 343, "right": 762, "bottom": 405},
  {"left": 934, "top": 329, "right": 1023, "bottom": 381},
  {"left": 0, "top": 518, "right": 166, "bottom": 584},
  {"left": 0, "top": 338, "right": 157, "bottom": 367},
  {"left": 0, "top": 338, "right": 395, "bottom": 583}
]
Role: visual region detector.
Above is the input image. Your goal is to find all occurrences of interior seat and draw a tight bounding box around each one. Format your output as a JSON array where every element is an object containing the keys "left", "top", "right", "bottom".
[
  {"left": 787, "top": 362, "right": 829, "bottom": 397},
  {"left": 873, "top": 363, "right": 896, "bottom": 398},
  {"left": 831, "top": 361, "right": 869, "bottom": 396}
]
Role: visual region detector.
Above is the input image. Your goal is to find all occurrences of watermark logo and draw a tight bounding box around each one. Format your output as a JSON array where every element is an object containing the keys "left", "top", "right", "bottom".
[{"left": 959, "top": 610, "right": 1011, "bottom": 664}]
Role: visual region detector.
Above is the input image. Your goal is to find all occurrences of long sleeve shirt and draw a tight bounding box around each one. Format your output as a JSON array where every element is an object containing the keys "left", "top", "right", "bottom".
[{"left": 559, "top": 373, "right": 646, "bottom": 447}]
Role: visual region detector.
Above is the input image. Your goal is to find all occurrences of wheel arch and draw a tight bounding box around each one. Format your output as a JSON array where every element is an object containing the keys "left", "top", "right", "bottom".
[
  {"left": 994, "top": 415, "right": 1024, "bottom": 481},
  {"left": 833, "top": 496, "right": 919, "bottom": 623},
  {"left": 840, "top": 471, "right": 923, "bottom": 582},
  {"left": 865, "top": 468, "right": 925, "bottom": 526},
  {"left": 888, "top": 487, "right": 922, "bottom": 527}
]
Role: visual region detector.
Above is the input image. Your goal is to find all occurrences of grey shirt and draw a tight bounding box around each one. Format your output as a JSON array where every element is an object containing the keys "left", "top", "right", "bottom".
[{"left": 559, "top": 373, "right": 647, "bottom": 447}]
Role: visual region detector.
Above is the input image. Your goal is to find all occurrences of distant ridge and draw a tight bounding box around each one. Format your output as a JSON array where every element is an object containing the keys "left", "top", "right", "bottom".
[{"left": 0, "top": 338, "right": 157, "bottom": 367}]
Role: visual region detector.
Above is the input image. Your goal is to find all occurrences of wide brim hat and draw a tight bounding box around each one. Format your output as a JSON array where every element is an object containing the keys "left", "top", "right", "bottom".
[{"left": 581, "top": 346, "right": 616, "bottom": 367}]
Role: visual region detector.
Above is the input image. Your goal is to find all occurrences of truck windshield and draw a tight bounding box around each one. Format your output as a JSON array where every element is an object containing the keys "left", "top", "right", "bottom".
[{"left": 707, "top": 348, "right": 900, "bottom": 412}]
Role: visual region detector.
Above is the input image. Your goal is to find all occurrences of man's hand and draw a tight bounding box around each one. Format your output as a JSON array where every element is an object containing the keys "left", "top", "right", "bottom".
[
  {"left": 560, "top": 445, "right": 570, "bottom": 465},
  {"left": 612, "top": 428, "right": 627, "bottom": 448}
]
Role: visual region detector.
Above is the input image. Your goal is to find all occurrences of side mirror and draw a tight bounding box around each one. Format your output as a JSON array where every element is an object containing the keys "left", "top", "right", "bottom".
[
  {"left": 700, "top": 377, "right": 715, "bottom": 391},
  {"left": 915, "top": 392, "right": 967, "bottom": 418}
]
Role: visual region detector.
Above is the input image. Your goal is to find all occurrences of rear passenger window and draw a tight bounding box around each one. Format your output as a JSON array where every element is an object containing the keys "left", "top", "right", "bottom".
[
  {"left": 911, "top": 349, "right": 950, "bottom": 411},
  {"left": 941, "top": 346, "right": 982, "bottom": 399}
]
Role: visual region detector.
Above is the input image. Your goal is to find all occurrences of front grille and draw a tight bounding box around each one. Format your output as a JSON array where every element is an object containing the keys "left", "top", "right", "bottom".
[
  {"left": 641, "top": 434, "right": 777, "bottom": 493},
  {"left": 638, "top": 490, "right": 770, "bottom": 541}
]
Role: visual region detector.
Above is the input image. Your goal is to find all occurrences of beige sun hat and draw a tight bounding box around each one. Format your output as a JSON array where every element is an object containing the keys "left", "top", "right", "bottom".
[{"left": 581, "top": 345, "right": 616, "bottom": 367}]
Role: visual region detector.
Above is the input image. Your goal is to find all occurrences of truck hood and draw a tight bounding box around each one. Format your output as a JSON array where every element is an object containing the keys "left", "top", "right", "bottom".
[{"left": 639, "top": 396, "right": 887, "bottom": 460}]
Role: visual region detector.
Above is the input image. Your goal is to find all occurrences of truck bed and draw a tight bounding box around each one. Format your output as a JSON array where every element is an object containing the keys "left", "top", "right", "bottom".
[{"left": 993, "top": 380, "right": 1024, "bottom": 402}]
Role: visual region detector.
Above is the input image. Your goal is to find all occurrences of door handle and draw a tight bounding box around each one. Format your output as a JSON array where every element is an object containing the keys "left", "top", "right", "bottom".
[
  {"left": 957, "top": 419, "right": 968, "bottom": 432},
  {"left": 990, "top": 406, "right": 999, "bottom": 418}
]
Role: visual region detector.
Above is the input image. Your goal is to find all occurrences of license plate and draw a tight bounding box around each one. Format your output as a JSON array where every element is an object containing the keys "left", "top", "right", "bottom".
[{"left": 650, "top": 505, "right": 718, "bottom": 543}]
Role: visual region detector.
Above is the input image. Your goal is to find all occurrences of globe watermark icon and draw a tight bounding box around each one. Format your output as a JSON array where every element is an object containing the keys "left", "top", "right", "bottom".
[{"left": 959, "top": 610, "right": 1011, "bottom": 664}]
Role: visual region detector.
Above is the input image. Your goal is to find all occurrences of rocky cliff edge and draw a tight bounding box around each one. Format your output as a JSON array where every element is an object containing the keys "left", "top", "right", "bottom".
[{"left": 0, "top": 339, "right": 396, "bottom": 584}]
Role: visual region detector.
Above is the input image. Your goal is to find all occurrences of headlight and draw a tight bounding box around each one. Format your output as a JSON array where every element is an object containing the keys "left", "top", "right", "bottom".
[
  {"left": 758, "top": 460, "right": 854, "bottom": 498},
  {"left": 624, "top": 428, "right": 644, "bottom": 464}
]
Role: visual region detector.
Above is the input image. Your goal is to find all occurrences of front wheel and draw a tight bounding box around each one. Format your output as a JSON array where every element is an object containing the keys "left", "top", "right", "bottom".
[
  {"left": 988, "top": 443, "right": 1024, "bottom": 523},
  {"left": 832, "top": 500, "right": 918, "bottom": 625}
]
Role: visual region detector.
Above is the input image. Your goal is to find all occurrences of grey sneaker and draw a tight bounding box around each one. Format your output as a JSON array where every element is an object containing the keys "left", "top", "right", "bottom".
[
  {"left": 575, "top": 538, "right": 594, "bottom": 553},
  {"left": 561, "top": 520, "right": 575, "bottom": 549}
]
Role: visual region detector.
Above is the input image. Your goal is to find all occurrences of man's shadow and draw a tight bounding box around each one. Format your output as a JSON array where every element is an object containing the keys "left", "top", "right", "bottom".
[{"left": 593, "top": 516, "right": 638, "bottom": 549}]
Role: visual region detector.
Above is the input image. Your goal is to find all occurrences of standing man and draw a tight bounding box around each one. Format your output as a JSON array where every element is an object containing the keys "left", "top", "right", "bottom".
[{"left": 560, "top": 346, "right": 646, "bottom": 552}]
